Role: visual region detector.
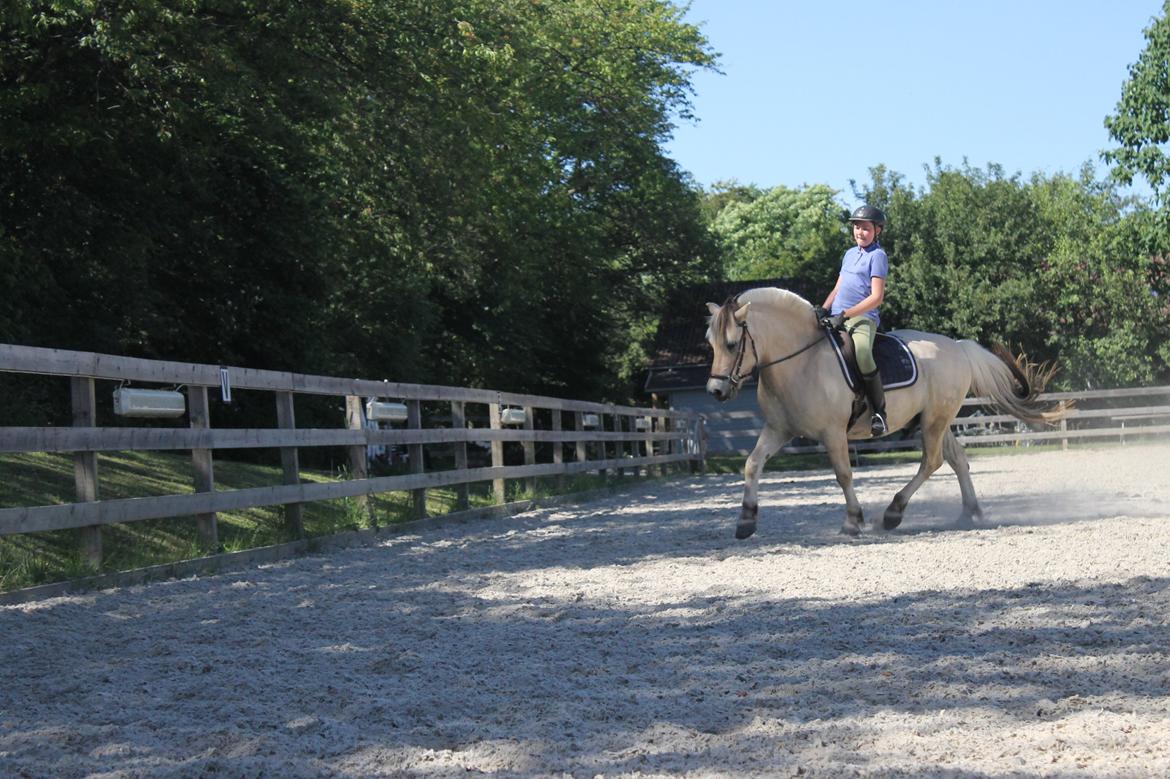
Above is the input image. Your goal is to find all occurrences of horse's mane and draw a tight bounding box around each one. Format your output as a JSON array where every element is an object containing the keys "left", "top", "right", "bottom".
[
  {"left": 712, "top": 287, "right": 813, "bottom": 341},
  {"left": 737, "top": 287, "right": 813, "bottom": 313}
]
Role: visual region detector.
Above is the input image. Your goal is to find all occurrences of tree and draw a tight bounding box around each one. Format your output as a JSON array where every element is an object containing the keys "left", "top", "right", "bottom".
[
  {"left": 708, "top": 183, "right": 844, "bottom": 289},
  {"left": 864, "top": 161, "right": 1050, "bottom": 355},
  {"left": 1104, "top": 1, "right": 1170, "bottom": 209},
  {"left": 699, "top": 180, "right": 764, "bottom": 224},
  {"left": 853, "top": 161, "right": 1169, "bottom": 388},
  {"left": 0, "top": 0, "right": 719, "bottom": 417}
]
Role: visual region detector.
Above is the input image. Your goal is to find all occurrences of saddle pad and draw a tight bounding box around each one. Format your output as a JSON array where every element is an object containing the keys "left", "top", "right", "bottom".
[{"left": 826, "top": 330, "right": 918, "bottom": 392}]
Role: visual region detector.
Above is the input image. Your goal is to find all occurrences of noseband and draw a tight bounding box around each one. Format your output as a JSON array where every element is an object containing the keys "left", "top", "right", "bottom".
[
  {"left": 709, "top": 303, "right": 825, "bottom": 390},
  {"left": 709, "top": 319, "right": 759, "bottom": 391}
]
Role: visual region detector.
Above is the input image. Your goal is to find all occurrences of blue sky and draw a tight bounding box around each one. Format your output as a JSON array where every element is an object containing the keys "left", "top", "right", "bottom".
[{"left": 665, "top": 1, "right": 1164, "bottom": 201}]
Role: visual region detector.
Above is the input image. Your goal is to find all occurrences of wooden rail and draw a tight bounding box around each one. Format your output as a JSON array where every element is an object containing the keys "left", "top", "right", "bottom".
[
  {"left": 697, "top": 385, "right": 1170, "bottom": 457},
  {"left": 0, "top": 344, "right": 704, "bottom": 567}
]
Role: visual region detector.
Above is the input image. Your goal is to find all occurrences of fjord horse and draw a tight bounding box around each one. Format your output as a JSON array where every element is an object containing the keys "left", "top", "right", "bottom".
[{"left": 705, "top": 287, "right": 1066, "bottom": 538}]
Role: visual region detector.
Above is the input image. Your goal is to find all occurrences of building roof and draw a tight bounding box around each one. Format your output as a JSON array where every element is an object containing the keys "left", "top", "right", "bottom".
[{"left": 643, "top": 278, "right": 814, "bottom": 393}]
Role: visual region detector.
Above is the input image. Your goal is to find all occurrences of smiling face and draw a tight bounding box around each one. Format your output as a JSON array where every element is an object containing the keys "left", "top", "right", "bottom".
[{"left": 851, "top": 219, "right": 881, "bottom": 248}]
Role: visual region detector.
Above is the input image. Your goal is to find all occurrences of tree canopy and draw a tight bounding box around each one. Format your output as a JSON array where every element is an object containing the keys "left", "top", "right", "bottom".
[
  {"left": 1104, "top": 0, "right": 1170, "bottom": 207},
  {"left": 1, "top": 0, "right": 719, "bottom": 409},
  {"left": 701, "top": 157, "right": 1169, "bottom": 389},
  {"left": 855, "top": 162, "right": 1169, "bottom": 388},
  {"left": 3, "top": 0, "right": 1168, "bottom": 427}
]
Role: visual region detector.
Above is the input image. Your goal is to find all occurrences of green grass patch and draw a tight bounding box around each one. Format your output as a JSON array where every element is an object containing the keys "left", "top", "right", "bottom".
[{"left": 0, "top": 451, "right": 668, "bottom": 593}]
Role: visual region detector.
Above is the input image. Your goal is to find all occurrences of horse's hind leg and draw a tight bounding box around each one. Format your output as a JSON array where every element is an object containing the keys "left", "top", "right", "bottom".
[
  {"left": 824, "top": 433, "right": 864, "bottom": 536},
  {"left": 883, "top": 417, "right": 948, "bottom": 530},
  {"left": 737, "top": 425, "right": 786, "bottom": 539},
  {"left": 942, "top": 428, "right": 983, "bottom": 527}
]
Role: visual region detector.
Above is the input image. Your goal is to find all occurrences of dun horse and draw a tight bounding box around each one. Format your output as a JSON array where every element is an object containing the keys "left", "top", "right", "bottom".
[{"left": 705, "top": 287, "right": 1066, "bottom": 538}]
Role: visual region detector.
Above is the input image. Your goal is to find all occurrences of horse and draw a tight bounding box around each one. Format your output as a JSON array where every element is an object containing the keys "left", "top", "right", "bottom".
[{"left": 704, "top": 287, "right": 1067, "bottom": 538}]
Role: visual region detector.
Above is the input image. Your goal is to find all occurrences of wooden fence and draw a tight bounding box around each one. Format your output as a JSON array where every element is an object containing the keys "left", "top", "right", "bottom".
[
  {"left": 0, "top": 344, "right": 705, "bottom": 568},
  {"left": 702, "top": 383, "right": 1170, "bottom": 456}
]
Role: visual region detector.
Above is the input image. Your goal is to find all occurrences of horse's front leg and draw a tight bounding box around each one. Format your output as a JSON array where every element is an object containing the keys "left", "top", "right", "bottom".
[
  {"left": 737, "top": 425, "right": 786, "bottom": 539},
  {"left": 823, "top": 433, "right": 864, "bottom": 536}
]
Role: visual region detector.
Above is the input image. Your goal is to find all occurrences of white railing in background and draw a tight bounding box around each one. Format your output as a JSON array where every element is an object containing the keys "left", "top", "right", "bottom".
[{"left": 700, "top": 385, "right": 1170, "bottom": 456}]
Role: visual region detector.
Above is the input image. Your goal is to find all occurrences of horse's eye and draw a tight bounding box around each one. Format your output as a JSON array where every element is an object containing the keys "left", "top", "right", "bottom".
[{"left": 725, "top": 340, "right": 737, "bottom": 351}]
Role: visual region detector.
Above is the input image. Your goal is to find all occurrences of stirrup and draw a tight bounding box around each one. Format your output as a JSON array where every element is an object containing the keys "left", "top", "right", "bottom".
[{"left": 870, "top": 411, "right": 888, "bottom": 436}]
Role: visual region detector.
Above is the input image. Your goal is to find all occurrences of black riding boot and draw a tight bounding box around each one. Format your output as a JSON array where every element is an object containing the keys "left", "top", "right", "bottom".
[{"left": 862, "top": 369, "right": 888, "bottom": 436}]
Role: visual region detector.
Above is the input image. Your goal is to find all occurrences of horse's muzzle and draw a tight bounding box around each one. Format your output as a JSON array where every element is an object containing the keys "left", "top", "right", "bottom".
[{"left": 707, "top": 376, "right": 734, "bottom": 402}]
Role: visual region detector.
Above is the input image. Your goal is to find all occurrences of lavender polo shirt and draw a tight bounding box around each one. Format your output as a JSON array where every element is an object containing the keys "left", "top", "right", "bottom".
[{"left": 830, "top": 241, "right": 889, "bottom": 327}]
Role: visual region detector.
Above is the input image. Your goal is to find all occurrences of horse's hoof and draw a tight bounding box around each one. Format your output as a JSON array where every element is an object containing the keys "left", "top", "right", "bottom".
[
  {"left": 839, "top": 522, "right": 861, "bottom": 537},
  {"left": 955, "top": 508, "right": 983, "bottom": 529},
  {"left": 735, "top": 522, "right": 757, "bottom": 540},
  {"left": 883, "top": 495, "right": 907, "bottom": 530},
  {"left": 841, "top": 509, "right": 863, "bottom": 536}
]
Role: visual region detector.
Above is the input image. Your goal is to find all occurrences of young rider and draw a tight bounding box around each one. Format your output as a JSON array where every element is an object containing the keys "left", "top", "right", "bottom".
[{"left": 815, "top": 205, "right": 890, "bottom": 436}]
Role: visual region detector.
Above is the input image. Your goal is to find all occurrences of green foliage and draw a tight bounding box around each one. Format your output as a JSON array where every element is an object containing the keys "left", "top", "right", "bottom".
[
  {"left": 708, "top": 183, "right": 844, "bottom": 290},
  {"left": 852, "top": 161, "right": 1169, "bottom": 388},
  {"left": 0, "top": 0, "right": 719, "bottom": 410},
  {"left": 1104, "top": 1, "right": 1170, "bottom": 206}
]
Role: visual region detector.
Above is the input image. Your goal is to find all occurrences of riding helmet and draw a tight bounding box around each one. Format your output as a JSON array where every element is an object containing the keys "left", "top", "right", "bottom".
[{"left": 847, "top": 205, "right": 887, "bottom": 226}]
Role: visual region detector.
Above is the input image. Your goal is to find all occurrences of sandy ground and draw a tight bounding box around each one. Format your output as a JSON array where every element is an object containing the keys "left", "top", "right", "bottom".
[{"left": 2, "top": 442, "right": 1170, "bottom": 778}]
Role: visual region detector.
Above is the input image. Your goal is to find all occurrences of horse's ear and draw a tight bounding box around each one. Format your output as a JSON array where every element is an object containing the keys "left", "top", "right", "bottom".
[
  {"left": 734, "top": 302, "right": 750, "bottom": 323},
  {"left": 706, "top": 302, "right": 720, "bottom": 316}
]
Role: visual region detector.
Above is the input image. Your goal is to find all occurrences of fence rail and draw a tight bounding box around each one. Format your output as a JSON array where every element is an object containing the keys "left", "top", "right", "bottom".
[
  {"left": 0, "top": 344, "right": 705, "bottom": 567},
  {"left": 700, "top": 384, "right": 1170, "bottom": 456}
]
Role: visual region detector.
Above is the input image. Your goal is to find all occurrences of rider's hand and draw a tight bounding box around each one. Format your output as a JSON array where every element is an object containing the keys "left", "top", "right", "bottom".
[
  {"left": 827, "top": 312, "right": 847, "bottom": 330},
  {"left": 813, "top": 305, "right": 830, "bottom": 322}
]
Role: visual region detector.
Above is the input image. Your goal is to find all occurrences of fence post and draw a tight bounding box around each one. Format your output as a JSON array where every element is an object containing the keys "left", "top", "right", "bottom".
[
  {"left": 189, "top": 386, "right": 219, "bottom": 551},
  {"left": 644, "top": 414, "right": 655, "bottom": 477},
  {"left": 451, "top": 401, "right": 470, "bottom": 511},
  {"left": 345, "top": 396, "right": 374, "bottom": 527},
  {"left": 663, "top": 415, "right": 674, "bottom": 475},
  {"left": 407, "top": 400, "right": 425, "bottom": 518},
  {"left": 71, "top": 377, "right": 101, "bottom": 568},
  {"left": 615, "top": 414, "right": 627, "bottom": 478},
  {"left": 275, "top": 391, "right": 304, "bottom": 538},
  {"left": 597, "top": 412, "right": 608, "bottom": 481},
  {"left": 698, "top": 414, "right": 708, "bottom": 475},
  {"left": 552, "top": 408, "right": 565, "bottom": 491},
  {"left": 522, "top": 405, "right": 535, "bottom": 494},
  {"left": 574, "top": 411, "right": 587, "bottom": 472},
  {"left": 490, "top": 403, "right": 505, "bottom": 504}
]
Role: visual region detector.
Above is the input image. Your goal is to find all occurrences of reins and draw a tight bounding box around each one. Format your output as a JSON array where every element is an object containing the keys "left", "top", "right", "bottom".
[{"left": 708, "top": 301, "right": 824, "bottom": 389}]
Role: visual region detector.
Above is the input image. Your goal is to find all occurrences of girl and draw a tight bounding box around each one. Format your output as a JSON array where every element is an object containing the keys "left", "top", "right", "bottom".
[{"left": 817, "top": 205, "right": 890, "bottom": 436}]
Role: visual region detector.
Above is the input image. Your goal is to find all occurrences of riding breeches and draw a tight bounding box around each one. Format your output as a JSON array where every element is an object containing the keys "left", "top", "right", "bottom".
[{"left": 845, "top": 316, "right": 878, "bottom": 375}]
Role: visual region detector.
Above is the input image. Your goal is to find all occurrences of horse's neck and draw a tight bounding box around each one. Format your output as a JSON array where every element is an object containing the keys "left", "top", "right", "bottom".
[{"left": 753, "top": 305, "right": 818, "bottom": 363}]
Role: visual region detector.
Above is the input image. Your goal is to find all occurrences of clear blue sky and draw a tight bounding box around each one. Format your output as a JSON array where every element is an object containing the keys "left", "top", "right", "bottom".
[{"left": 665, "top": 1, "right": 1164, "bottom": 201}]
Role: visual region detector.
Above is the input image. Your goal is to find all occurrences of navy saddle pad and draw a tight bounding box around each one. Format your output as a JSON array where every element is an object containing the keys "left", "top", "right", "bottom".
[{"left": 826, "top": 330, "right": 918, "bottom": 392}]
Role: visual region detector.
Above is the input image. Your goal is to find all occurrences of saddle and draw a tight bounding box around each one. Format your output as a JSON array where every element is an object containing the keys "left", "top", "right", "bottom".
[{"left": 823, "top": 326, "right": 918, "bottom": 428}]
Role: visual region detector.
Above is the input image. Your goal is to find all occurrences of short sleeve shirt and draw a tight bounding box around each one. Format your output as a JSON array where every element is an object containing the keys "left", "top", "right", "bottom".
[{"left": 830, "top": 242, "right": 889, "bottom": 327}]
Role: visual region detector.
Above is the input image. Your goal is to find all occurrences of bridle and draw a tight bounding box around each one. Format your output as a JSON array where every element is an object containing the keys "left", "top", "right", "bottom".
[{"left": 708, "top": 302, "right": 825, "bottom": 391}]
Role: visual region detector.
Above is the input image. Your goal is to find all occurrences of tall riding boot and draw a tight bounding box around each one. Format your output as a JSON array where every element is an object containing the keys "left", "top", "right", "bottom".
[{"left": 862, "top": 369, "right": 888, "bottom": 436}]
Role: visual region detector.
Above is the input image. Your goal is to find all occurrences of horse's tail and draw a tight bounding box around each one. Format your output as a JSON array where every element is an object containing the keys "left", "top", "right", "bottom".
[{"left": 957, "top": 341, "right": 1070, "bottom": 425}]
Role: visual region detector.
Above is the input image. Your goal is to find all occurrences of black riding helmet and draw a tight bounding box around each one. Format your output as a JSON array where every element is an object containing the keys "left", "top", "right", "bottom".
[{"left": 847, "top": 205, "right": 887, "bottom": 227}]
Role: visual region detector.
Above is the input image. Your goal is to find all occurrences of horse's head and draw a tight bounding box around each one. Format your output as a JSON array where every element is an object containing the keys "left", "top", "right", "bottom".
[{"left": 705, "top": 296, "right": 755, "bottom": 402}]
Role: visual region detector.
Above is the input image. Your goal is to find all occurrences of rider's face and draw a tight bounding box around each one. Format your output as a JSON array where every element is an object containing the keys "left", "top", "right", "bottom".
[{"left": 852, "top": 220, "right": 880, "bottom": 247}]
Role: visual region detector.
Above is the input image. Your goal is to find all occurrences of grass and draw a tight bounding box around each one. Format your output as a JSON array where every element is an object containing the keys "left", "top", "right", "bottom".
[
  {"left": 2, "top": 440, "right": 1083, "bottom": 594},
  {"left": 0, "top": 450, "right": 648, "bottom": 594}
]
